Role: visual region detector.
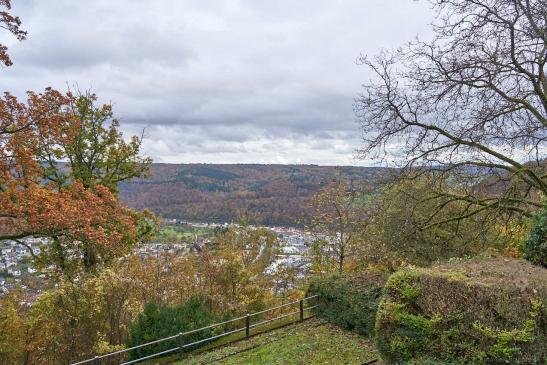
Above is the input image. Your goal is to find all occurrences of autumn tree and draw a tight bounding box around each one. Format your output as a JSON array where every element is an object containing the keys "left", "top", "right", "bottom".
[
  {"left": 0, "top": 6, "right": 155, "bottom": 275},
  {"left": 37, "top": 91, "right": 152, "bottom": 195},
  {"left": 205, "top": 219, "right": 281, "bottom": 312},
  {"left": 0, "top": 289, "right": 26, "bottom": 364},
  {"left": 0, "top": 4, "right": 158, "bottom": 362},
  {"left": 0, "top": 0, "right": 26, "bottom": 67},
  {"left": 0, "top": 269, "right": 144, "bottom": 365},
  {"left": 308, "top": 180, "right": 370, "bottom": 274},
  {"left": 355, "top": 0, "right": 547, "bottom": 226},
  {"left": 360, "top": 176, "right": 516, "bottom": 269},
  {"left": 0, "top": 89, "right": 155, "bottom": 276}
]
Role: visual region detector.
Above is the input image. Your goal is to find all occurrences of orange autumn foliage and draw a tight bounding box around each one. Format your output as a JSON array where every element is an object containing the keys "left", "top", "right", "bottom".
[
  {"left": 0, "top": 88, "right": 155, "bottom": 273},
  {"left": 0, "top": 89, "right": 70, "bottom": 185},
  {"left": 1, "top": 182, "right": 137, "bottom": 249},
  {"left": 0, "top": 0, "right": 26, "bottom": 67}
]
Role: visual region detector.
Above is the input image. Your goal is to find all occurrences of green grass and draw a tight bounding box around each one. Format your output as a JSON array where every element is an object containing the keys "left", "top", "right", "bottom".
[
  {"left": 139, "top": 308, "right": 304, "bottom": 365},
  {"left": 140, "top": 310, "right": 307, "bottom": 364},
  {"left": 176, "top": 318, "right": 378, "bottom": 365},
  {"left": 154, "top": 224, "right": 216, "bottom": 244}
]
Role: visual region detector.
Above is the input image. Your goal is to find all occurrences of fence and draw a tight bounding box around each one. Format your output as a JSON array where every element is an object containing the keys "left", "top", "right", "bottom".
[{"left": 71, "top": 294, "right": 319, "bottom": 365}]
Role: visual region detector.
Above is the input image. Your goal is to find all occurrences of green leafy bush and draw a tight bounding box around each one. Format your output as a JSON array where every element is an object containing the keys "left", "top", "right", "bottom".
[
  {"left": 375, "top": 258, "right": 547, "bottom": 365},
  {"left": 307, "top": 272, "right": 388, "bottom": 336},
  {"left": 522, "top": 204, "right": 547, "bottom": 267},
  {"left": 127, "top": 297, "right": 219, "bottom": 360}
]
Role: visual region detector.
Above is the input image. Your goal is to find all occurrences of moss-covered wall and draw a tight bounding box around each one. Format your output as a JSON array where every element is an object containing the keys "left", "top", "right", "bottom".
[{"left": 375, "top": 258, "right": 547, "bottom": 365}]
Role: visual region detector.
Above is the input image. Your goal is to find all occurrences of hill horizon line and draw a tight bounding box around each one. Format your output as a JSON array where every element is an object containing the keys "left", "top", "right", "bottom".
[{"left": 147, "top": 162, "right": 392, "bottom": 168}]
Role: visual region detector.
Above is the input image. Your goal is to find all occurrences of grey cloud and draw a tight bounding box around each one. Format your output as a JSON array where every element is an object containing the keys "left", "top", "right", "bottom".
[{"left": 2, "top": 0, "right": 433, "bottom": 165}]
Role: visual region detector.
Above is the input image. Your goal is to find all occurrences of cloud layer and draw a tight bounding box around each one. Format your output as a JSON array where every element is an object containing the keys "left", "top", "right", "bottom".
[{"left": 1, "top": 0, "right": 432, "bottom": 165}]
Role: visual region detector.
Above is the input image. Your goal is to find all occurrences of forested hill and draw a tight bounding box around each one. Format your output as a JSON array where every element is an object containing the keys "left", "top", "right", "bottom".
[{"left": 119, "top": 164, "right": 393, "bottom": 226}]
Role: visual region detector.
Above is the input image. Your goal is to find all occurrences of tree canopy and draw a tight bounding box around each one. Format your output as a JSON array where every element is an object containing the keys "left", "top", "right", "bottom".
[
  {"left": 355, "top": 0, "right": 546, "bottom": 223},
  {"left": 0, "top": 0, "right": 26, "bottom": 67},
  {"left": 0, "top": 89, "right": 155, "bottom": 275}
]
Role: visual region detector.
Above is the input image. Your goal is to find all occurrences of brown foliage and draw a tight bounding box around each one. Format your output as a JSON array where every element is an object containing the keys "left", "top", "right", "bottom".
[
  {"left": 0, "top": 0, "right": 26, "bottom": 67},
  {"left": 308, "top": 180, "right": 371, "bottom": 273},
  {"left": 120, "top": 164, "right": 389, "bottom": 226},
  {"left": 0, "top": 89, "right": 154, "bottom": 274}
]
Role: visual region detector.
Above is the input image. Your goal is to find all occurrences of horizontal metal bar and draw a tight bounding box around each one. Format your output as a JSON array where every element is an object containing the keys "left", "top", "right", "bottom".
[
  {"left": 170, "top": 315, "right": 247, "bottom": 339},
  {"left": 120, "top": 346, "right": 180, "bottom": 365},
  {"left": 249, "top": 295, "right": 318, "bottom": 317},
  {"left": 250, "top": 310, "right": 299, "bottom": 329},
  {"left": 75, "top": 314, "right": 248, "bottom": 363},
  {"left": 71, "top": 358, "right": 97, "bottom": 365},
  {"left": 71, "top": 295, "right": 320, "bottom": 365},
  {"left": 103, "top": 333, "right": 180, "bottom": 360},
  {"left": 303, "top": 304, "right": 319, "bottom": 311},
  {"left": 74, "top": 335, "right": 183, "bottom": 365},
  {"left": 181, "top": 326, "right": 246, "bottom": 349},
  {"left": 250, "top": 301, "right": 297, "bottom": 317}
]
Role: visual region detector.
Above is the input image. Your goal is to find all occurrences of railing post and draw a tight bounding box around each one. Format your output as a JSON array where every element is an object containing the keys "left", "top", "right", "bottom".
[
  {"left": 245, "top": 314, "right": 250, "bottom": 339},
  {"left": 299, "top": 299, "right": 304, "bottom": 322},
  {"left": 177, "top": 332, "right": 184, "bottom": 361},
  {"left": 93, "top": 356, "right": 100, "bottom": 365}
]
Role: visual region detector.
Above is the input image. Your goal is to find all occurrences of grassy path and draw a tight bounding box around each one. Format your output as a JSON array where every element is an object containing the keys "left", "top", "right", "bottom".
[{"left": 174, "top": 318, "right": 378, "bottom": 365}]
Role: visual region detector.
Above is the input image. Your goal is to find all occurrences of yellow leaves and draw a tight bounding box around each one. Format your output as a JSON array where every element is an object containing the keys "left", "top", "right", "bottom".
[
  {"left": 495, "top": 221, "right": 530, "bottom": 259},
  {"left": 0, "top": 290, "right": 26, "bottom": 362},
  {"left": 308, "top": 180, "right": 370, "bottom": 274}
]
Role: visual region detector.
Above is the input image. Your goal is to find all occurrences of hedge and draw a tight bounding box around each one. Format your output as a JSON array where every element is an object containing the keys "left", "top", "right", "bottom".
[
  {"left": 307, "top": 271, "right": 388, "bottom": 337},
  {"left": 127, "top": 297, "right": 219, "bottom": 360},
  {"left": 375, "top": 257, "right": 547, "bottom": 365},
  {"left": 402, "top": 359, "right": 464, "bottom": 365},
  {"left": 522, "top": 203, "right": 547, "bottom": 267}
]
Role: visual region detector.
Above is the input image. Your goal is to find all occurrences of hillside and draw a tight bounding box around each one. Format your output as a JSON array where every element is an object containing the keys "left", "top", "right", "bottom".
[
  {"left": 179, "top": 318, "right": 378, "bottom": 365},
  {"left": 119, "top": 164, "right": 393, "bottom": 226}
]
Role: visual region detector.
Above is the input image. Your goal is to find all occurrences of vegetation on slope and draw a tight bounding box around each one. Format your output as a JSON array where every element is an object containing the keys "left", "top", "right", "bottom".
[
  {"left": 179, "top": 318, "right": 378, "bottom": 365},
  {"left": 376, "top": 258, "right": 547, "bottom": 364},
  {"left": 127, "top": 297, "right": 219, "bottom": 360},
  {"left": 119, "top": 163, "right": 390, "bottom": 226},
  {"left": 522, "top": 204, "right": 547, "bottom": 268},
  {"left": 307, "top": 272, "right": 387, "bottom": 336}
]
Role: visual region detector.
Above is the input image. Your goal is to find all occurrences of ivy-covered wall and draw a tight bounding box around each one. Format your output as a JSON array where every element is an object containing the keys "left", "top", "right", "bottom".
[{"left": 375, "top": 258, "right": 547, "bottom": 365}]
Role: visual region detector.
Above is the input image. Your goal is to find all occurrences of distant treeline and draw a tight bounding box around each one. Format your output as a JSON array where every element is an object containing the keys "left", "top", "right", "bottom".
[{"left": 119, "top": 164, "right": 394, "bottom": 226}]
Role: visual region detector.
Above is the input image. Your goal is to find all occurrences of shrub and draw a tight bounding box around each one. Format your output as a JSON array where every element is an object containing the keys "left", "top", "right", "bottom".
[
  {"left": 522, "top": 204, "right": 547, "bottom": 267},
  {"left": 403, "top": 359, "right": 464, "bottom": 365},
  {"left": 127, "top": 297, "right": 219, "bottom": 360},
  {"left": 361, "top": 177, "right": 511, "bottom": 269},
  {"left": 375, "top": 258, "right": 547, "bottom": 364},
  {"left": 307, "top": 271, "right": 388, "bottom": 336}
]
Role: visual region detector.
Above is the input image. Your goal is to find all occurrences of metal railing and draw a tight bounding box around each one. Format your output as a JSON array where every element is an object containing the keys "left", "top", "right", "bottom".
[{"left": 71, "top": 294, "right": 319, "bottom": 365}]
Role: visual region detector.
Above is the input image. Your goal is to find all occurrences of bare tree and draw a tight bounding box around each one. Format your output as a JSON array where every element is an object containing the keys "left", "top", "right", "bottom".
[
  {"left": 355, "top": 0, "right": 546, "bottom": 226},
  {"left": 309, "top": 180, "right": 369, "bottom": 273}
]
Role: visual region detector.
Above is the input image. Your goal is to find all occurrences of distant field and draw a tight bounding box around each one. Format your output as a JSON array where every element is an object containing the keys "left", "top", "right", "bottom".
[
  {"left": 177, "top": 318, "right": 378, "bottom": 365},
  {"left": 153, "top": 224, "right": 217, "bottom": 243},
  {"left": 119, "top": 163, "right": 392, "bottom": 226}
]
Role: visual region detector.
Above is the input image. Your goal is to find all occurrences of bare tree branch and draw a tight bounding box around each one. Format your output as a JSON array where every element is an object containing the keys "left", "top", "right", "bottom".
[{"left": 355, "top": 0, "right": 547, "bottom": 223}]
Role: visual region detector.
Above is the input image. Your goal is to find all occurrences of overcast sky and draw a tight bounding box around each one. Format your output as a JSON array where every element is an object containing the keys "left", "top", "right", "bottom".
[{"left": 1, "top": 0, "right": 433, "bottom": 165}]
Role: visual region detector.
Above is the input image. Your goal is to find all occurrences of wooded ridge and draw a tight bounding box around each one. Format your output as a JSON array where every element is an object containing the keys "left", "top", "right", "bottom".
[{"left": 119, "top": 163, "right": 393, "bottom": 225}]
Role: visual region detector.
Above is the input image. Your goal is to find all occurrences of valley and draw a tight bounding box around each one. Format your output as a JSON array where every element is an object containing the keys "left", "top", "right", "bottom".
[{"left": 119, "top": 164, "right": 393, "bottom": 226}]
